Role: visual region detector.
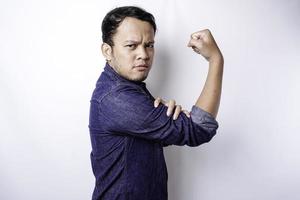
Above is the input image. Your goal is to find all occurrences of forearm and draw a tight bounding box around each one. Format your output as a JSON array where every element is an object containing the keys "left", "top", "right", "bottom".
[{"left": 195, "top": 55, "right": 224, "bottom": 119}]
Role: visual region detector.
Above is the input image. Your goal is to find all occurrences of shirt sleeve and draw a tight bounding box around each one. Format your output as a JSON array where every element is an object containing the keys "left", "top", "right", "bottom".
[{"left": 98, "top": 84, "right": 219, "bottom": 147}]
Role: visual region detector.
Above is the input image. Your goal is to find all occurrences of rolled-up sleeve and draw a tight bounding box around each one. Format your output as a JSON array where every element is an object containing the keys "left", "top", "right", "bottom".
[{"left": 97, "top": 84, "right": 219, "bottom": 147}]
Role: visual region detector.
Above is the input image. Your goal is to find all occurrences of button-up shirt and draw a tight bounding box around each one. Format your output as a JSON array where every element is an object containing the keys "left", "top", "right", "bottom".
[{"left": 89, "top": 63, "right": 219, "bottom": 200}]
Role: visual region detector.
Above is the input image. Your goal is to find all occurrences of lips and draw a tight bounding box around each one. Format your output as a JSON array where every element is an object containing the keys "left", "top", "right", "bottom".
[{"left": 135, "top": 64, "right": 149, "bottom": 68}]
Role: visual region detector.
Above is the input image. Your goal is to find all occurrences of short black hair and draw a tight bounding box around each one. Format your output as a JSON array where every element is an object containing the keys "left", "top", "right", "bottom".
[{"left": 101, "top": 6, "right": 157, "bottom": 46}]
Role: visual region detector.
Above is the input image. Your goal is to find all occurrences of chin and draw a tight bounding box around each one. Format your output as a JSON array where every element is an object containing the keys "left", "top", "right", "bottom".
[
  {"left": 133, "top": 76, "right": 147, "bottom": 82},
  {"left": 131, "top": 74, "right": 148, "bottom": 82}
]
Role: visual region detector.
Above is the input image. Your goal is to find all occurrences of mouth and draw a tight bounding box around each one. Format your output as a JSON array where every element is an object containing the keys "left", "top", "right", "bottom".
[
  {"left": 135, "top": 65, "right": 149, "bottom": 69},
  {"left": 134, "top": 64, "right": 149, "bottom": 70}
]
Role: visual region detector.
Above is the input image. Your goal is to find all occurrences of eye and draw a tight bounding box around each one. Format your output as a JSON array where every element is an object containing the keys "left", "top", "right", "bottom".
[
  {"left": 146, "top": 44, "right": 154, "bottom": 48},
  {"left": 126, "top": 44, "right": 136, "bottom": 49}
]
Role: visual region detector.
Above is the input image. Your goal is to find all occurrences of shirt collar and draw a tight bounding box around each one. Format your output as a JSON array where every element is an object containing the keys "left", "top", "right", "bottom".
[{"left": 104, "top": 62, "right": 146, "bottom": 87}]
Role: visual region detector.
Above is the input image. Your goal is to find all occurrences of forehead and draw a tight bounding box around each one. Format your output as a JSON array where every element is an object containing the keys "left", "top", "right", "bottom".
[{"left": 113, "top": 17, "right": 155, "bottom": 42}]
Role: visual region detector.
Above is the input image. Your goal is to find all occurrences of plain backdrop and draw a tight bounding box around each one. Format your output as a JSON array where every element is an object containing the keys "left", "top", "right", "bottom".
[{"left": 1, "top": 0, "right": 300, "bottom": 199}]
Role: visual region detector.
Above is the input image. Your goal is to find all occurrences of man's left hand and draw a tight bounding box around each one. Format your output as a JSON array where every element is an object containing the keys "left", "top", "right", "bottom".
[{"left": 154, "top": 97, "right": 190, "bottom": 120}]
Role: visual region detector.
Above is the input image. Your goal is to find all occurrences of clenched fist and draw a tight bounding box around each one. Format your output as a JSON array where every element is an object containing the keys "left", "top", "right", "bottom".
[{"left": 187, "top": 29, "right": 223, "bottom": 62}]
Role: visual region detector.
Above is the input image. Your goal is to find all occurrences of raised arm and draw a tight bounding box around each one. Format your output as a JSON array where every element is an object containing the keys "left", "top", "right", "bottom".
[{"left": 187, "top": 29, "right": 224, "bottom": 119}]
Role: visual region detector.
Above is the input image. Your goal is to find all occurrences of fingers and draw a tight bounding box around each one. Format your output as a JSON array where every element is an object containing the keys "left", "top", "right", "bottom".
[
  {"left": 154, "top": 97, "right": 166, "bottom": 107},
  {"left": 166, "top": 100, "right": 176, "bottom": 116},
  {"left": 172, "top": 105, "right": 182, "bottom": 120},
  {"left": 187, "top": 29, "right": 211, "bottom": 48},
  {"left": 182, "top": 110, "right": 191, "bottom": 118},
  {"left": 187, "top": 36, "right": 198, "bottom": 47},
  {"left": 192, "top": 46, "right": 201, "bottom": 54},
  {"left": 154, "top": 97, "right": 175, "bottom": 117},
  {"left": 187, "top": 40, "right": 193, "bottom": 47},
  {"left": 154, "top": 97, "right": 190, "bottom": 120},
  {"left": 172, "top": 106, "right": 192, "bottom": 120},
  {"left": 188, "top": 42, "right": 202, "bottom": 55},
  {"left": 190, "top": 33, "right": 201, "bottom": 41},
  {"left": 188, "top": 31, "right": 204, "bottom": 47},
  {"left": 154, "top": 97, "right": 161, "bottom": 107},
  {"left": 187, "top": 37, "right": 203, "bottom": 50},
  {"left": 191, "top": 29, "right": 210, "bottom": 40}
]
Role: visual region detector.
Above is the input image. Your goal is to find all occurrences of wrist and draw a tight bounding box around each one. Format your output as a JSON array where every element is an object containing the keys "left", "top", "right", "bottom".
[{"left": 209, "top": 53, "right": 223, "bottom": 64}]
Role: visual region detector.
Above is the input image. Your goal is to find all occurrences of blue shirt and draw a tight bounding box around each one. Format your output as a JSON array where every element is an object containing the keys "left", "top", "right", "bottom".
[{"left": 89, "top": 63, "right": 219, "bottom": 200}]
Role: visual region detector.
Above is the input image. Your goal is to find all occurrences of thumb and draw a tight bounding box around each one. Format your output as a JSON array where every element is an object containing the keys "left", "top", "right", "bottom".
[{"left": 187, "top": 38, "right": 198, "bottom": 47}]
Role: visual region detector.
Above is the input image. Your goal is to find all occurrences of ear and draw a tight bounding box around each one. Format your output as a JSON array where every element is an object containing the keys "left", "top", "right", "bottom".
[{"left": 101, "top": 43, "right": 113, "bottom": 61}]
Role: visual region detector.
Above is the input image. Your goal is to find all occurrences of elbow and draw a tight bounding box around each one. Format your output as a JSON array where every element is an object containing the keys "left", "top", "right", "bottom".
[
  {"left": 202, "top": 122, "right": 219, "bottom": 143},
  {"left": 187, "top": 125, "right": 218, "bottom": 147},
  {"left": 203, "top": 128, "right": 217, "bottom": 143}
]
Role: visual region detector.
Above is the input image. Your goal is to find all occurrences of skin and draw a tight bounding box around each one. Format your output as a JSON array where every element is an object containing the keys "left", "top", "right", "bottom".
[
  {"left": 102, "top": 17, "right": 154, "bottom": 82},
  {"left": 187, "top": 29, "right": 224, "bottom": 118},
  {"left": 102, "top": 17, "right": 223, "bottom": 120}
]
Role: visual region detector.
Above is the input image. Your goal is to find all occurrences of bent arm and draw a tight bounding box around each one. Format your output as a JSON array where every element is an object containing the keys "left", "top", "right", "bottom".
[
  {"left": 93, "top": 84, "right": 218, "bottom": 147},
  {"left": 187, "top": 29, "right": 224, "bottom": 119},
  {"left": 195, "top": 55, "right": 224, "bottom": 119}
]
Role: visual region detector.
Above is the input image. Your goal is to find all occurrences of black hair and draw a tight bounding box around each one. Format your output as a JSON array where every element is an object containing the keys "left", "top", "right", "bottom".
[{"left": 101, "top": 6, "right": 157, "bottom": 46}]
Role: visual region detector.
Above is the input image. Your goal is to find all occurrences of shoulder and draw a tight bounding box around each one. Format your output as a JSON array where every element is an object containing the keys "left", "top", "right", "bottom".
[
  {"left": 97, "top": 83, "right": 156, "bottom": 130},
  {"left": 92, "top": 78, "right": 147, "bottom": 102},
  {"left": 101, "top": 83, "right": 152, "bottom": 105}
]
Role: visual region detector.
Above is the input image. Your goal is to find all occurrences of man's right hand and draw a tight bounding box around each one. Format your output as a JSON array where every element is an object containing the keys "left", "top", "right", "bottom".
[{"left": 187, "top": 29, "right": 223, "bottom": 62}]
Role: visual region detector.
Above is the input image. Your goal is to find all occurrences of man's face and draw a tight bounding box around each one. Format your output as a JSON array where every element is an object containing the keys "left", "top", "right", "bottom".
[{"left": 107, "top": 17, "right": 155, "bottom": 82}]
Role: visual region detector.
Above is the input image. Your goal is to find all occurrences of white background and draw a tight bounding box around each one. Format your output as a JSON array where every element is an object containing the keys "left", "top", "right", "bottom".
[{"left": 1, "top": 0, "right": 300, "bottom": 199}]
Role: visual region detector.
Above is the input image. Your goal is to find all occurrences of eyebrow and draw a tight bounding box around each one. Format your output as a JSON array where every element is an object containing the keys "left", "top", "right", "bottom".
[{"left": 124, "top": 40, "right": 155, "bottom": 44}]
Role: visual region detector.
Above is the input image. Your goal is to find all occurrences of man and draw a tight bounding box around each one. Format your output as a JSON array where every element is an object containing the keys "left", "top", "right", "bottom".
[{"left": 89, "top": 6, "right": 223, "bottom": 200}]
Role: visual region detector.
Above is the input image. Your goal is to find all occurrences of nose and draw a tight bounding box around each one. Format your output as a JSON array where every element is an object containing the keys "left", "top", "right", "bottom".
[{"left": 137, "top": 46, "right": 149, "bottom": 60}]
